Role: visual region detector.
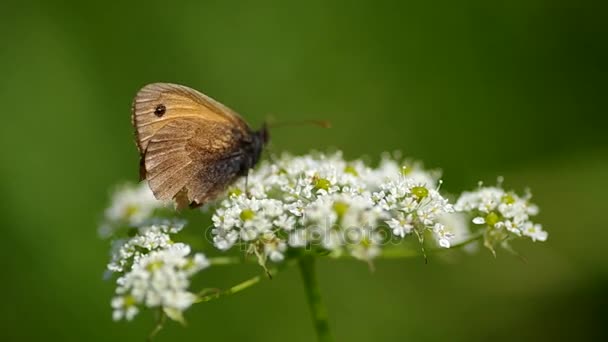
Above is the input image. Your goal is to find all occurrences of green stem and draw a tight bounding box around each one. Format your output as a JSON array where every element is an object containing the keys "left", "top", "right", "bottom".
[
  {"left": 147, "top": 308, "right": 166, "bottom": 341},
  {"left": 196, "top": 271, "right": 271, "bottom": 303},
  {"left": 208, "top": 256, "right": 243, "bottom": 266},
  {"left": 298, "top": 255, "right": 334, "bottom": 342}
]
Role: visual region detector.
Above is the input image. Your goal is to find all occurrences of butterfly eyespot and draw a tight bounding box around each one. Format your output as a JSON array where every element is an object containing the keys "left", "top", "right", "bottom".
[{"left": 154, "top": 104, "right": 166, "bottom": 117}]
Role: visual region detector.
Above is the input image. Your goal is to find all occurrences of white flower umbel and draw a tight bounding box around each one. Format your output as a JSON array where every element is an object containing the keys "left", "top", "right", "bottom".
[
  {"left": 375, "top": 178, "right": 454, "bottom": 245},
  {"left": 210, "top": 152, "right": 454, "bottom": 264},
  {"left": 112, "top": 244, "right": 209, "bottom": 321},
  {"left": 107, "top": 220, "right": 209, "bottom": 322},
  {"left": 455, "top": 185, "right": 547, "bottom": 253},
  {"left": 107, "top": 220, "right": 186, "bottom": 273},
  {"left": 100, "top": 151, "right": 549, "bottom": 336},
  {"left": 99, "top": 182, "right": 169, "bottom": 238}
]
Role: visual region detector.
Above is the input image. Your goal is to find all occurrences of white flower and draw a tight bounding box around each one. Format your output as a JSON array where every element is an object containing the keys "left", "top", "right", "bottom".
[
  {"left": 111, "top": 295, "right": 139, "bottom": 321},
  {"left": 437, "top": 212, "right": 475, "bottom": 251},
  {"left": 209, "top": 152, "right": 456, "bottom": 264},
  {"left": 522, "top": 222, "right": 548, "bottom": 242},
  {"left": 112, "top": 243, "right": 209, "bottom": 321},
  {"left": 107, "top": 220, "right": 185, "bottom": 273},
  {"left": 106, "top": 219, "right": 209, "bottom": 321},
  {"left": 386, "top": 212, "right": 414, "bottom": 238},
  {"left": 362, "top": 154, "right": 439, "bottom": 189},
  {"left": 99, "top": 182, "right": 169, "bottom": 238},
  {"left": 374, "top": 179, "right": 454, "bottom": 249},
  {"left": 288, "top": 229, "right": 309, "bottom": 247},
  {"left": 263, "top": 235, "right": 287, "bottom": 262},
  {"left": 432, "top": 223, "right": 454, "bottom": 248},
  {"left": 455, "top": 185, "right": 547, "bottom": 245},
  {"left": 212, "top": 228, "right": 239, "bottom": 250},
  {"left": 274, "top": 214, "right": 296, "bottom": 230},
  {"left": 101, "top": 151, "right": 549, "bottom": 329},
  {"left": 472, "top": 217, "right": 486, "bottom": 225},
  {"left": 348, "top": 227, "right": 383, "bottom": 261}
]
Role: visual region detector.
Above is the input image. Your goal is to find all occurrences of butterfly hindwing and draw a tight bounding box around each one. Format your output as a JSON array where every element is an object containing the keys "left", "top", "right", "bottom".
[{"left": 143, "top": 117, "right": 248, "bottom": 207}]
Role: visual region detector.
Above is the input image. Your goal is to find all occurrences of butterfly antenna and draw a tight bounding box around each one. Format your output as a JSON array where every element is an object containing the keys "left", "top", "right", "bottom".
[{"left": 267, "top": 119, "right": 332, "bottom": 129}]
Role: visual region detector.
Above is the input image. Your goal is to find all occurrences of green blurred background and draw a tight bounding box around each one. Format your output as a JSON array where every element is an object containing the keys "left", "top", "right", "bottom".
[{"left": 1, "top": 0, "right": 607, "bottom": 340}]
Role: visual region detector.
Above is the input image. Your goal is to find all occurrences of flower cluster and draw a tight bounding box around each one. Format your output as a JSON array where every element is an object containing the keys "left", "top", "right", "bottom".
[
  {"left": 101, "top": 187, "right": 208, "bottom": 322},
  {"left": 455, "top": 185, "right": 547, "bottom": 253},
  {"left": 211, "top": 152, "right": 456, "bottom": 263},
  {"left": 99, "top": 182, "right": 169, "bottom": 238},
  {"left": 107, "top": 220, "right": 187, "bottom": 273},
  {"left": 100, "top": 151, "right": 548, "bottom": 324}
]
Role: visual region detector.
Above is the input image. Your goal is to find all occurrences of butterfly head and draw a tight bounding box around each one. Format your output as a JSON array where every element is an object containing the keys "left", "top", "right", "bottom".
[{"left": 247, "top": 123, "right": 269, "bottom": 167}]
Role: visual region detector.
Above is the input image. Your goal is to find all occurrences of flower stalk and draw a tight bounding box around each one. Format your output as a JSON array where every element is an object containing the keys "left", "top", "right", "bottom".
[
  {"left": 195, "top": 268, "right": 277, "bottom": 303},
  {"left": 298, "top": 255, "right": 334, "bottom": 342},
  {"left": 147, "top": 308, "right": 166, "bottom": 342}
]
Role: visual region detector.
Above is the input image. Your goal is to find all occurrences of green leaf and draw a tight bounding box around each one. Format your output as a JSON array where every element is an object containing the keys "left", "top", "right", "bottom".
[{"left": 163, "top": 307, "right": 187, "bottom": 326}]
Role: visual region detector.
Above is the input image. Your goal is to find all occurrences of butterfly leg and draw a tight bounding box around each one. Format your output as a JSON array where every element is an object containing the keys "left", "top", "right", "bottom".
[{"left": 244, "top": 171, "right": 250, "bottom": 197}]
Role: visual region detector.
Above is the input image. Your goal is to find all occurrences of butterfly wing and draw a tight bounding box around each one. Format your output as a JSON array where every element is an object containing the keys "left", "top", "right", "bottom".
[
  {"left": 132, "top": 83, "right": 251, "bottom": 207},
  {"left": 132, "top": 83, "right": 248, "bottom": 154}
]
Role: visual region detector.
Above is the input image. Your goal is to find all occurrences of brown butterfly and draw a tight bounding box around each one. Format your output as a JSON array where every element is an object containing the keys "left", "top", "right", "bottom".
[{"left": 131, "top": 83, "right": 268, "bottom": 208}]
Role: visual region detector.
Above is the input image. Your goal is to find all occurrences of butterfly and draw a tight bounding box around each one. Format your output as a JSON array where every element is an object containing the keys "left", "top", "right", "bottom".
[{"left": 131, "top": 83, "right": 268, "bottom": 209}]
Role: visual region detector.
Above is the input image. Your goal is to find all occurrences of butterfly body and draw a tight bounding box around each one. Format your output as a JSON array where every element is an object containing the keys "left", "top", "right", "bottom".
[{"left": 131, "top": 83, "right": 268, "bottom": 208}]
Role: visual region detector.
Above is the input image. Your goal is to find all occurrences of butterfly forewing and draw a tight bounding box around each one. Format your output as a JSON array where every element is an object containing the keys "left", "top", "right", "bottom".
[
  {"left": 131, "top": 83, "right": 253, "bottom": 207},
  {"left": 132, "top": 83, "right": 247, "bottom": 154}
]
